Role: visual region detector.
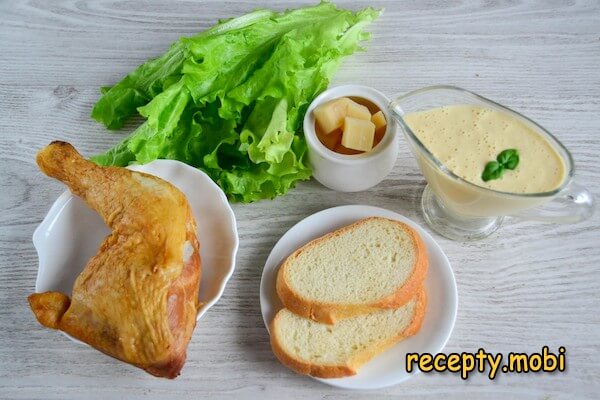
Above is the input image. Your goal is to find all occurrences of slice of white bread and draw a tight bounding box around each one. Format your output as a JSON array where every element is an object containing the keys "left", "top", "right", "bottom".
[
  {"left": 276, "top": 217, "right": 427, "bottom": 324},
  {"left": 270, "top": 288, "right": 426, "bottom": 378}
]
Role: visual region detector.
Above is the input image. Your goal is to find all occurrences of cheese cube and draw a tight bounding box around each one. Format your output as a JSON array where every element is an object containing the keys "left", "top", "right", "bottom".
[
  {"left": 371, "top": 111, "right": 387, "bottom": 130},
  {"left": 313, "top": 98, "right": 349, "bottom": 134},
  {"left": 345, "top": 99, "right": 371, "bottom": 121},
  {"left": 334, "top": 142, "right": 363, "bottom": 155},
  {"left": 341, "top": 117, "right": 375, "bottom": 152}
]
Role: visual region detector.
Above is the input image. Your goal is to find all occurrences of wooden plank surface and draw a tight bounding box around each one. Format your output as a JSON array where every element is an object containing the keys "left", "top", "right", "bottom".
[{"left": 0, "top": 1, "right": 599, "bottom": 399}]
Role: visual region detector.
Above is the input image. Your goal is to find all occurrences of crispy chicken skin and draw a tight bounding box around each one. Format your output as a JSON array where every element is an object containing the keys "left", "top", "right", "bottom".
[{"left": 29, "top": 141, "right": 201, "bottom": 378}]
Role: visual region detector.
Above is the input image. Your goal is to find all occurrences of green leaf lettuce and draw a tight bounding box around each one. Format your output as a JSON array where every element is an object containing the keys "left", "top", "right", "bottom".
[{"left": 91, "top": 2, "right": 380, "bottom": 202}]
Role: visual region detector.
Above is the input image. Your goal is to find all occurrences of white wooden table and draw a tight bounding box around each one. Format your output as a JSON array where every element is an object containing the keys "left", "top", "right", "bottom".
[{"left": 1, "top": 1, "right": 599, "bottom": 399}]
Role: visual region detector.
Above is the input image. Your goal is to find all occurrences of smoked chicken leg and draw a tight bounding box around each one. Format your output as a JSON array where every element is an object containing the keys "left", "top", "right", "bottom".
[{"left": 29, "top": 141, "right": 201, "bottom": 378}]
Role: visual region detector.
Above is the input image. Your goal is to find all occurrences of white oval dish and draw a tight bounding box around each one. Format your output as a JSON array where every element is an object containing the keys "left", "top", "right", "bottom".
[
  {"left": 260, "top": 205, "right": 457, "bottom": 390},
  {"left": 304, "top": 85, "right": 399, "bottom": 192},
  {"left": 33, "top": 159, "right": 239, "bottom": 336}
]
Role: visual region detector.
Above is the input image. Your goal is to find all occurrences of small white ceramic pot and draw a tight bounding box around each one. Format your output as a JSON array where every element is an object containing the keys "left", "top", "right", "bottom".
[{"left": 304, "top": 85, "right": 398, "bottom": 192}]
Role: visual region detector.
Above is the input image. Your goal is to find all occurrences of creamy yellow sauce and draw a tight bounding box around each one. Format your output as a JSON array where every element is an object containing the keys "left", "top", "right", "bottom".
[{"left": 405, "top": 105, "right": 566, "bottom": 193}]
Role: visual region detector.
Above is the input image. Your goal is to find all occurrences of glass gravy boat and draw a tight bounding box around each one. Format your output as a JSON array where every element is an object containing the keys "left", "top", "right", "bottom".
[{"left": 389, "top": 86, "right": 594, "bottom": 241}]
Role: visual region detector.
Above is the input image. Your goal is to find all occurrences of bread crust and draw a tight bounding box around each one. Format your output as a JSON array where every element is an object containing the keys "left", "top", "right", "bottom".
[
  {"left": 270, "top": 288, "right": 427, "bottom": 379},
  {"left": 276, "top": 217, "right": 428, "bottom": 324}
]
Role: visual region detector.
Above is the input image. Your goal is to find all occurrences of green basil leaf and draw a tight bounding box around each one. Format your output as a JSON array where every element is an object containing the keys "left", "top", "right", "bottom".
[
  {"left": 481, "top": 161, "right": 504, "bottom": 182},
  {"left": 497, "top": 148, "right": 519, "bottom": 170}
]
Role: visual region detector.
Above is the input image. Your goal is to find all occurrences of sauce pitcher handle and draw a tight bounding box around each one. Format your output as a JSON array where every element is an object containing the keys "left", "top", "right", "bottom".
[{"left": 509, "top": 181, "right": 594, "bottom": 223}]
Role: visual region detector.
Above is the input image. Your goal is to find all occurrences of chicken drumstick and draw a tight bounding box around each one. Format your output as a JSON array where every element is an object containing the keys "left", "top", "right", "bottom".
[{"left": 29, "top": 141, "right": 201, "bottom": 378}]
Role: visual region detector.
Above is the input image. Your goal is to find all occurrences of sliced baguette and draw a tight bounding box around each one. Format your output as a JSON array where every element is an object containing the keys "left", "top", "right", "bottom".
[
  {"left": 276, "top": 217, "right": 428, "bottom": 324},
  {"left": 270, "top": 288, "right": 426, "bottom": 378}
]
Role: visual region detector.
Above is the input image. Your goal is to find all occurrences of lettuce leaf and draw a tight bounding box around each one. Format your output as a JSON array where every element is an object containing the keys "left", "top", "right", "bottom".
[{"left": 92, "top": 2, "right": 379, "bottom": 202}]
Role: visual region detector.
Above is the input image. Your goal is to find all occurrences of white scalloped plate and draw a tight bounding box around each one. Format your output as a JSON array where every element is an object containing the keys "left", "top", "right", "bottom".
[
  {"left": 260, "top": 205, "right": 457, "bottom": 390},
  {"left": 33, "top": 159, "right": 239, "bottom": 338}
]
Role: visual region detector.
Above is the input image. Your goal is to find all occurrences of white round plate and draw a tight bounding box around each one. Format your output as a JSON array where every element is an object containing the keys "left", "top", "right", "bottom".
[
  {"left": 260, "top": 205, "right": 457, "bottom": 390},
  {"left": 33, "top": 159, "right": 239, "bottom": 335}
]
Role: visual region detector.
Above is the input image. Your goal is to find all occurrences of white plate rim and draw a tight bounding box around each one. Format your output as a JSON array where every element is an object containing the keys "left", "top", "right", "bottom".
[
  {"left": 32, "top": 159, "right": 239, "bottom": 322},
  {"left": 259, "top": 204, "right": 458, "bottom": 390}
]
